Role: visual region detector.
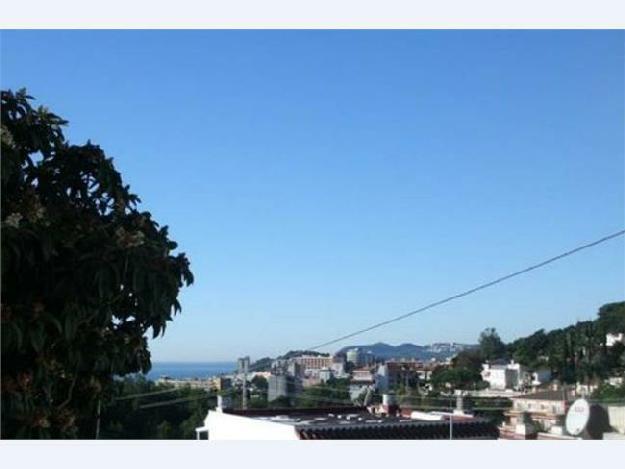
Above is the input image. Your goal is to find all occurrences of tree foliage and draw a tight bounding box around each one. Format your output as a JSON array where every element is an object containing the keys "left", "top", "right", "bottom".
[
  {"left": 437, "top": 331, "right": 500, "bottom": 391},
  {"left": 1, "top": 89, "right": 194, "bottom": 438},
  {"left": 508, "top": 329, "right": 548, "bottom": 369},
  {"left": 249, "top": 357, "right": 272, "bottom": 372},
  {"left": 250, "top": 375, "right": 268, "bottom": 391},
  {"left": 592, "top": 382, "right": 625, "bottom": 401},
  {"left": 478, "top": 328, "right": 506, "bottom": 361},
  {"left": 451, "top": 348, "right": 484, "bottom": 374},
  {"left": 293, "top": 380, "right": 351, "bottom": 408},
  {"left": 100, "top": 376, "right": 211, "bottom": 439},
  {"left": 430, "top": 366, "right": 482, "bottom": 391},
  {"left": 506, "top": 302, "right": 625, "bottom": 384},
  {"left": 598, "top": 302, "right": 625, "bottom": 334},
  {"left": 444, "top": 302, "right": 625, "bottom": 391}
]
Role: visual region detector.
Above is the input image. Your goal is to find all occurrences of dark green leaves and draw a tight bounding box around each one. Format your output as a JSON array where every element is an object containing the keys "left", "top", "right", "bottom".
[
  {"left": 29, "top": 322, "right": 45, "bottom": 352},
  {"left": 1, "top": 89, "right": 194, "bottom": 439}
]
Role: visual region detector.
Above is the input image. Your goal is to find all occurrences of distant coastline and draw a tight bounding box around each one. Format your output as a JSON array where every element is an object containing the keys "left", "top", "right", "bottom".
[{"left": 144, "top": 361, "right": 236, "bottom": 380}]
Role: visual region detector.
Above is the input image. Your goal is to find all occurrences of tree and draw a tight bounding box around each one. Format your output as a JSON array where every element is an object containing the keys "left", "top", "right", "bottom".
[
  {"left": 268, "top": 396, "right": 292, "bottom": 408},
  {"left": 250, "top": 375, "right": 268, "bottom": 391},
  {"left": 479, "top": 327, "right": 506, "bottom": 361},
  {"left": 248, "top": 396, "right": 269, "bottom": 409},
  {"left": 99, "top": 376, "right": 214, "bottom": 439},
  {"left": 598, "top": 302, "right": 625, "bottom": 334},
  {"left": 156, "top": 421, "right": 174, "bottom": 439},
  {"left": 430, "top": 367, "right": 482, "bottom": 392},
  {"left": 452, "top": 348, "right": 483, "bottom": 373},
  {"left": 1, "top": 89, "right": 194, "bottom": 438},
  {"left": 592, "top": 382, "right": 625, "bottom": 401},
  {"left": 294, "top": 381, "right": 351, "bottom": 408},
  {"left": 508, "top": 329, "right": 548, "bottom": 368},
  {"left": 249, "top": 357, "right": 272, "bottom": 372}
]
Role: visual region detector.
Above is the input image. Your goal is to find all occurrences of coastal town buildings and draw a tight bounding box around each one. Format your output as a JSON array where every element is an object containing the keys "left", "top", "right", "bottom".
[
  {"left": 292, "top": 355, "right": 333, "bottom": 371},
  {"left": 209, "top": 376, "right": 232, "bottom": 392},
  {"left": 180, "top": 347, "right": 625, "bottom": 441},
  {"left": 156, "top": 377, "right": 212, "bottom": 390}
]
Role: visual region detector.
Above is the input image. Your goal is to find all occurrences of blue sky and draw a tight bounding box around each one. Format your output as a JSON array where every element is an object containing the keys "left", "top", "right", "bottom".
[{"left": 1, "top": 30, "right": 623, "bottom": 361}]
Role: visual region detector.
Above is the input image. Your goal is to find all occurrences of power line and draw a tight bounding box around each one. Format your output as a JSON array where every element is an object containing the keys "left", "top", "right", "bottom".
[
  {"left": 137, "top": 386, "right": 356, "bottom": 410},
  {"left": 114, "top": 387, "right": 183, "bottom": 401},
  {"left": 139, "top": 394, "right": 216, "bottom": 409},
  {"left": 308, "top": 229, "right": 625, "bottom": 350},
  {"left": 129, "top": 369, "right": 625, "bottom": 411},
  {"left": 138, "top": 388, "right": 239, "bottom": 409}
]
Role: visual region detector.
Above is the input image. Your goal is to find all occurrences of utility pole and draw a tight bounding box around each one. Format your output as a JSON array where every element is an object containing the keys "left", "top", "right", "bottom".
[
  {"left": 95, "top": 398, "right": 101, "bottom": 440},
  {"left": 238, "top": 356, "right": 250, "bottom": 410},
  {"left": 449, "top": 396, "right": 453, "bottom": 440}
]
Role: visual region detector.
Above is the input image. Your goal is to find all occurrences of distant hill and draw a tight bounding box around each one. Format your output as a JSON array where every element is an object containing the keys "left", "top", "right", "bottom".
[
  {"left": 336, "top": 342, "right": 475, "bottom": 361},
  {"left": 249, "top": 357, "right": 273, "bottom": 372},
  {"left": 249, "top": 344, "right": 474, "bottom": 372},
  {"left": 279, "top": 350, "right": 330, "bottom": 360}
]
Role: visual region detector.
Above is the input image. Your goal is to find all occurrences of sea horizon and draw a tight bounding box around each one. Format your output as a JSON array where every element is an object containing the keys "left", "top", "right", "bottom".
[{"left": 144, "top": 361, "right": 237, "bottom": 380}]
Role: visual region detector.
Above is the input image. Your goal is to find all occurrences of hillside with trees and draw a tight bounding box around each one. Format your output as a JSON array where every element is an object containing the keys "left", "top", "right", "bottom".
[
  {"left": 434, "top": 301, "right": 625, "bottom": 391},
  {"left": 507, "top": 301, "right": 624, "bottom": 384}
]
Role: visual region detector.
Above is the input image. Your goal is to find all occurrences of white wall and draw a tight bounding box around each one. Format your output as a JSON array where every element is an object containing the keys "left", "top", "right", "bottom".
[
  {"left": 206, "top": 411, "right": 300, "bottom": 440},
  {"left": 482, "top": 368, "right": 508, "bottom": 390},
  {"left": 607, "top": 406, "right": 625, "bottom": 434}
]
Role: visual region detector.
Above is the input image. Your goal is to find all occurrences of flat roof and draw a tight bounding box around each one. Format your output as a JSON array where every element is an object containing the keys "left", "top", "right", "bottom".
[{"left": 223, "top": 407, "right": 499, "bottom": 439}]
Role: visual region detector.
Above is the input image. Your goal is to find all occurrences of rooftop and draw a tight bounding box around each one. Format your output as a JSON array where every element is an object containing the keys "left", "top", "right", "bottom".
[{"left": 224, "top": 407, "right": 499, "bottom": 439}]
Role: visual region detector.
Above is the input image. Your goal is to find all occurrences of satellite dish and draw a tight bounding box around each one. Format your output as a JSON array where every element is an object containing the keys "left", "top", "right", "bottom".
[{"left": 565, "top": 398, "right": 590, "bottom": 436}]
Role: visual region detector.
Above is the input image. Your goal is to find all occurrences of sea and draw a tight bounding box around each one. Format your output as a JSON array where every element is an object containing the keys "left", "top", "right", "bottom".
[{"left": 144, "top": 361, "right": 237, "bottom": 380}]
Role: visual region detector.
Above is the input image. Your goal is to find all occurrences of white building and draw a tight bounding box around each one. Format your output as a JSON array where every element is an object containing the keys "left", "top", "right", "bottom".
[
  {"left": 318, "top": 368, "right": 333, "bottom": 383},
  {"left": 375, "top": 364, "right": 390, "bottom": 393},
  {"left": 607, "top": 405, "right": 625, "bottom": 434},
  {"left": 346, "top": 348, "right": 363, "bottom": 367},
  {"left": 196, "top": 405, "right": 499, "bottom": 440},
  {"left": 481, "top": 360, "right": 528, "bottom": 391},
  {"left": 606, "top": 333, "right": 624, "bottom": 347},
  {"left": 292, "top": 355, "right": 333, "bottom": 371}
]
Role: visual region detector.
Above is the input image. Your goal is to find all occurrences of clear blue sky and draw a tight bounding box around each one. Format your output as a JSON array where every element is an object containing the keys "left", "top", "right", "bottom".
[{"left": 1, "top": 30, "right": 623, "bottom": 361}]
